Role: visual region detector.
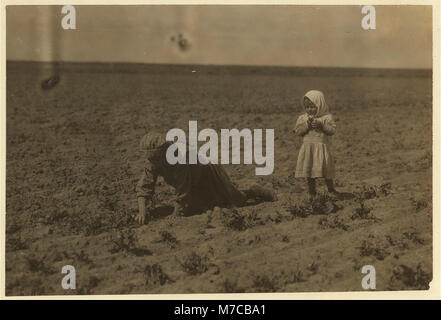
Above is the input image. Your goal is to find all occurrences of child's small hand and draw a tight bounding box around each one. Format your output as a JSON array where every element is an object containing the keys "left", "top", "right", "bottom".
[
  {"left": 311, "top": 119, "right": 322, "bottom": 129},
  {"left": 306, "top": 116, "right": 314, "bottom": 129},
  {"left": 135, "top": 213, "right": 146, "bottom": 224},
  {"left": 172, "top": 202, "right": 184, "bottom": 216}
]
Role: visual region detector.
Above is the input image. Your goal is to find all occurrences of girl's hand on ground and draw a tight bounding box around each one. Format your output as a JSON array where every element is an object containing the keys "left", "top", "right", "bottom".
[
  {"left": 137, "top": 197, "right": 147, "bottom": 224},
  {"left": 135, "top": 213, "right": 146, "bottom": 224},
  {"left": 172, "top": 202, "right": 184, "bottom": 216}
]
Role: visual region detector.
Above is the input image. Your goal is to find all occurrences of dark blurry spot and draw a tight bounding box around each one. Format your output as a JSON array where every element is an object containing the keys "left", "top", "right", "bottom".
[
  {"left": 170, "top": 33, "right": 190, "bottom": 52},
  {"left": 150, "top": 205, "right": 174, "bottom": 220},
  {"left": 178, "top": 38, "right": 190, "bottom": 51},
  {"left": 41, "top": 75, "right": 60, "bottom": 90}
]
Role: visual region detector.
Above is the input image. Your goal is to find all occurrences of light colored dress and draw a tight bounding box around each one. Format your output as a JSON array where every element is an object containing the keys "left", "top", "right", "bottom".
[{"left": 294, "top": 90, "right": 336, "bottom": 179}]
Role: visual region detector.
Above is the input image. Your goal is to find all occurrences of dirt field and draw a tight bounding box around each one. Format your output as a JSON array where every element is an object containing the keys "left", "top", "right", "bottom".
[{"left": 5, "top": 62, "right": 432, "bottom": 295}]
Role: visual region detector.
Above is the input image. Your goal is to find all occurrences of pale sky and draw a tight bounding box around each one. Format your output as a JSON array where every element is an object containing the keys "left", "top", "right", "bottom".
[{"left": 6, "top": 5, "right": 432, "bottom": 68}]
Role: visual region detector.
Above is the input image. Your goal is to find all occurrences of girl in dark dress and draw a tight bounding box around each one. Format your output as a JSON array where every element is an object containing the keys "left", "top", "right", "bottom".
[{"left": 135, "top": 132, "right": 276, "bottom": 224}]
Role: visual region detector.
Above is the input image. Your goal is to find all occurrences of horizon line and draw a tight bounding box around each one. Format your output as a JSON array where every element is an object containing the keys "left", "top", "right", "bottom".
[{"left": 6, "top": 59, "right": 433, "bottom": 71}]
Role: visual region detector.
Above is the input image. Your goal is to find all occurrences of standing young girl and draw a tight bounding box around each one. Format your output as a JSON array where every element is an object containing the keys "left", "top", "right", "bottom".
[{"left": 294, "top": 90, "right": 337, "bottom": 197}]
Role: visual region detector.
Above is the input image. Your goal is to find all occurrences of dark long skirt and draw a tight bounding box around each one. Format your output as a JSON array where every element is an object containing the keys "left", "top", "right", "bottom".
[{"left": 150, "top": 148, "right": 246, "bottom": 214}]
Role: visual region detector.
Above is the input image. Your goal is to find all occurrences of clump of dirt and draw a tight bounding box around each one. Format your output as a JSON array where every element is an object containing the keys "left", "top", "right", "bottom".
[
  {"left": 358, "top": 235, "right": 390, "bottom": 261},
  {"left": 388, "top": 264, "right": 431, "bottom": 290},
  {"left": 144, "top": 264, "right": 174, "bottom": 287},
  {"left": 288, "top": 193, "right": 340, "bottom": 218},
  {"left": 177, "top": 252, "right": 211, "bottom": 276}
]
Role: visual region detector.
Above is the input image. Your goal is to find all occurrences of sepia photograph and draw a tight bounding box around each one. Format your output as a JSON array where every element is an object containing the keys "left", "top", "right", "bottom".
[{"left": 3, "top": 3, "right": 435, "bottom": 296}]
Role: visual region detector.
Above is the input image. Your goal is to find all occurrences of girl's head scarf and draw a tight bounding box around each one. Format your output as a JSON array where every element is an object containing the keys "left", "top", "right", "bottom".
[{"left": 301, "top": 90, "right": 330, "bottom": 117}]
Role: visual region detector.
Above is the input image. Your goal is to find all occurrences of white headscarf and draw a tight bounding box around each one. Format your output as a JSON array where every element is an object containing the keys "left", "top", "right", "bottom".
[{"left": 301, "top": 90, "right": 330, "bottom": 118}]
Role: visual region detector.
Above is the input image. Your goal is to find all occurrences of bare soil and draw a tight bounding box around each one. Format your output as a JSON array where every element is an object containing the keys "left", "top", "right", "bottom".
[{"left": 5, "top": 62, "right": 432, "bottom": 295}]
